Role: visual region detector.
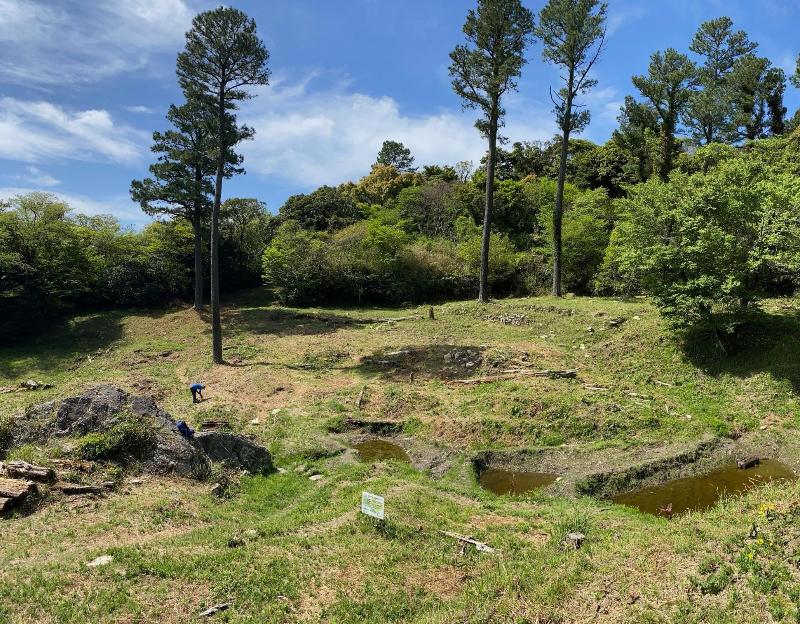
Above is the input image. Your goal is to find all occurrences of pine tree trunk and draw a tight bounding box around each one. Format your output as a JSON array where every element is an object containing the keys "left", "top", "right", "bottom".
[
  {"left": 553, "top": 93, "right": 573, "bottom": 298},
  {"left": 660, "top": 120, "right": 673, "bottom": 182},
  {"left": 479, "top": 108, "right": 498, "bottom": 304},
  {"left": 211, "top": 94, "right": 225, "bottom": 365},
  {"left": 191, "top": 212, "right": 204, "bottom": 310}
]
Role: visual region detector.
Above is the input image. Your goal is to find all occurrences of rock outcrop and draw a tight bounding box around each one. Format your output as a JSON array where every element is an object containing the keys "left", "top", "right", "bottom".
[
  {"left": 195, "top": 431, "right": 274, "bottom": 475},
  {"left": 7, "top": 385, "right": 273, "bottom": 480}
]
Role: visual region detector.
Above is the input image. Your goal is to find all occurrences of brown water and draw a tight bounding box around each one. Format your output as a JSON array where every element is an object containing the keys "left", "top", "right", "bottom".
[
  {"left": 353, "top": 440, "right": 411, "bottom": 463},
  {"left": 478, "top": 468, "right": 558, "bottom": 495},
  {"left": 611, "top": 459, "right": 796, "bottom": 517}
]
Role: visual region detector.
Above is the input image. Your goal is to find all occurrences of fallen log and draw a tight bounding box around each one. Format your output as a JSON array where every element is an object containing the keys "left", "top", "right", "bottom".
[
  {"left": 1, "top": 460, "right": 56, "bottom": 483},
  {"left": 54, "top": 482, "right": 105, "bottom": 495},
  {"left": 439, "top": 530, "right": 497, "bottom": 553},
  {"left": 0, "top": 478, "right": 37, "bottom": 500},
  {"left": 449, "top": 369, "right": 578, "bottom": 385}
]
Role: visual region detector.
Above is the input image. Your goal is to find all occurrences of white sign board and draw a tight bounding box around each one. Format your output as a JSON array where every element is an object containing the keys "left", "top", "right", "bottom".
[{"left": 361, "top": 491, "right": 385, "bottom": 520}]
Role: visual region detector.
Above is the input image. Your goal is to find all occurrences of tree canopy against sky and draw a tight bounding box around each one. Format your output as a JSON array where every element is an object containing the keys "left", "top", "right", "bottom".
[
  {"left": 449, "top": 0, "right": 535, "bottom": 302},
  {"left": 176, "top": 6, "right": 270, "bottom": 364}
]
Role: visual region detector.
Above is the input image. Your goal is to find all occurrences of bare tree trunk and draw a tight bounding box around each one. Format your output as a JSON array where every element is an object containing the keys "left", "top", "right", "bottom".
[
  {"left": 211, "top": 94, "right": 225, "bottom": 364},
  {"left": 191, "top": 212, "right": 204, "bottom": 310},
  {"left": 553, "top": 95, "right": 573, "bottom": 298},
  {"left": 479, "top": 107, "right": 498, "bottom": 304}
]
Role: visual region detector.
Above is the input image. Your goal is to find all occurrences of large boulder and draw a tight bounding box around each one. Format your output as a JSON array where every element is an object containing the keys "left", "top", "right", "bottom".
[
  {"left": 9, "top": 385, "right": 210, "bottom": 479},
  {"left": 195, "top": 431, "right": 274, "bottom": 475}
]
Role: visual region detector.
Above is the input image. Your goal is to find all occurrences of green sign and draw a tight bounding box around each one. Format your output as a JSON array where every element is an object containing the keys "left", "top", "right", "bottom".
[{"left": 361, "top": 491, "right": 384, "bottom": 520}]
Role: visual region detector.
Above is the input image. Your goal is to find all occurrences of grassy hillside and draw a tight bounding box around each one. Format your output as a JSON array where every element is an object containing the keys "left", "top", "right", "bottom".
[{"left": 2, "top": 291, "right": 800, "bottom": 623}]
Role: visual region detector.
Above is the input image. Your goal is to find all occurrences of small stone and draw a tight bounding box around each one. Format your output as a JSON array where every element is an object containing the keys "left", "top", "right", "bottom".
[
  {"left": 210, "top": 483, "right": 224, "bottom": 497},
  {"left": 277, "top": 467, "right": 287, "bottom": 473},
  {"left": 760, "top": 425, "right": 768, "bottom": 430},
  {"left": 86, "top": 555, "right": 113, "bottom": 568},
  {"left": 249, "top": 418, "right": 260, "bottom": 425},
  {"left": 565, "top": 532, "right": 585, "bottom": 550},
  {"left": 309, "top": 474, "right": 323, "bottom": 482},
  {"left": 130, "top": 478, "right": 143, "bottom": 485},
  {"left": 685, "top": 414, "right": 692, "bottom": 420},
  {"left": 271, "top": 408, "right": 282, "bottom": 416},
  {"left": 579, "top": 344, "right": 586, "bottom": 350},
  {"left": 633, "top": 315, "right": 641, "bottom": 320}
]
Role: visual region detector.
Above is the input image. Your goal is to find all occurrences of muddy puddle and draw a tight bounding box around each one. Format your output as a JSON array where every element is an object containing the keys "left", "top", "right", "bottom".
[
  {"left": 611, "top": 459, "right": 796, "bottom": 517},
  {"left": 353, "top": 440, "right": 411, "bottom": 463},
  {"left": 478, "top": 468, "right": 558, "bottom": 495}
]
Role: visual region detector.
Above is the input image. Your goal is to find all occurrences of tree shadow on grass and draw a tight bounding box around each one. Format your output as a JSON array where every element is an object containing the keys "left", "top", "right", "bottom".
[
  {"left": 0, "top": 312, "right": 125, "bottom": 378},
  {"left": 0, "top": 307, "right": 182, "bottom": 379},
  {"left": 347, "top": 344, "right": 488, "bottom": 381},
  {"left": 681, "top": 309, "right": 800, "bottom": 393},
  {"left": 224, "top": 307, "right": 374, "bottom": 338}
]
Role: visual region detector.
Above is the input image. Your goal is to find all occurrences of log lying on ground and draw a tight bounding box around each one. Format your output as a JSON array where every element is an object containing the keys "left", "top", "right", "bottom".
[
  {"left": 0, "top": 478, "right": 37, "bottom": 500},
  {"left": 439, "top": 530, "right": 497, "bottom": 553},
  {"left": 53, "top": 482, "right": 106, "bottom": 495},
  {"left": 0, "top": 461, "right": 56, "bottom": 483},
  {"left": 449, "top": 369, "right": 578, "bottom": 385}
]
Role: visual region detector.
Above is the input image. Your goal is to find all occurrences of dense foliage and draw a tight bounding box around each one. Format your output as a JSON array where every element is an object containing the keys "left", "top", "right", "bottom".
[{"left": 0, "top": 192, "right": 273, "bottom": 342}]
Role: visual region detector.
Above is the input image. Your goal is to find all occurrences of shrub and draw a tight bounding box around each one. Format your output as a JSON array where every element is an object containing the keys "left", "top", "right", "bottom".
[{"left": 77, "top": 418, "right": 156, "bottom": 463}]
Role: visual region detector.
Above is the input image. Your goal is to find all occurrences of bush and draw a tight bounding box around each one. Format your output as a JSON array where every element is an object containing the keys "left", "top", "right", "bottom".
[{"left": 77, "top": 418, "right": 156, "bottom": 463}]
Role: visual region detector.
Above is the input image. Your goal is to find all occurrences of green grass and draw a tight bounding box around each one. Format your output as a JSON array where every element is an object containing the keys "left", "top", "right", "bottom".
[{"left": 2, "top": 290, "right": 800, "bottom": 622}]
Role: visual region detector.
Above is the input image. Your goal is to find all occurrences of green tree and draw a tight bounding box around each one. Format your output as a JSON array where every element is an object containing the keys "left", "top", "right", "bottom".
[
  {"left": 449, "top": 0, "right": 534, "bottom": 302},
  {"left": 612, "top": 96, "right": 660, "bottom": 183},
  {"left": 536, "top": 0, "right": 607, "bottom": 296},
  {"left": 177, "top": 7, "right": 270, "bottom": 364},
  {"left": 728, "top": 55, "right": 786, "bottom": 140},
  {"left": 279, "top": 186, "right": 362, "bottom": 232},
  {"left": 376, "top": 140, "right": 416, "bottom": 172},
  {"left": 130, "top": 101, "right": 218, "bottom": 310},
  {"left": 684, "top": 17, "right": 756, "bottom": 145},
  {"left": 220, "top": 198, "right": 274, "bottom": 286},
  {"left": 603, "top": 156, "right": 800, "bottom": 345},
  {"left": 632, "top": 49, "right": 698, "bottom": 181}
]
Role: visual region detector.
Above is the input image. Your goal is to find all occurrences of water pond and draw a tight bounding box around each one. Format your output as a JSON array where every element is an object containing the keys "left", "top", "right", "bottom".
[
  {"left": 611, "top": 459, "right": 796, "bottom": 517},
  {"left": 479, "top": 468, "right": 558, "bottom": 495},
  {"left": 353, "top": 440, "right": 411, "bottom": 463}
]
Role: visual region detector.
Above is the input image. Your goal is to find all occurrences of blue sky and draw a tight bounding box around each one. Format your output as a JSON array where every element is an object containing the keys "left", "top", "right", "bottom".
[{"left": 1, "top": 0, "right": 798, "bottom": 226}]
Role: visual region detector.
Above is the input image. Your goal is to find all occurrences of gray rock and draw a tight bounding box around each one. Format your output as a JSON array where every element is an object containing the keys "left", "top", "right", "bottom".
[
  {"left": 53, "top": 385, "right": 129, "bottom": 436},
  {"left": 195, "top": 431, "right": 274, "bottom": 475},
  {"left": 10, "top": 385, "right": 210, "bottom": 479}
]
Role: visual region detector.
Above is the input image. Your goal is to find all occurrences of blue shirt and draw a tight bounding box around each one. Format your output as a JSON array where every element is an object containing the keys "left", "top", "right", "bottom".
[{"left": 190, "top": 383, "right": 204, "bottom": 391}]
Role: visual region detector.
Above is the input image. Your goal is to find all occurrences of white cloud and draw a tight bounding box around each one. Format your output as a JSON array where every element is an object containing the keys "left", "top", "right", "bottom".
[
  {"left": 0, "top": 0, "right": 195, "bottom": 86},
  {"left": 239, "top": 74, "right": 557, "bottom": 188},
  {"left": 0, "top": 186, "right": 148, "bottom": 225},
  {"left": 606, "top": 3, "right": 647, "bottom": 37},
  {"left": 125, "top": 105, "right": 155, "bottom": 114},
  {"left": 17, "top": 166, "right": 60, "bottom": 187},
  {"left": 0, "top": 97, "right": 147, "bottom": 164}
]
